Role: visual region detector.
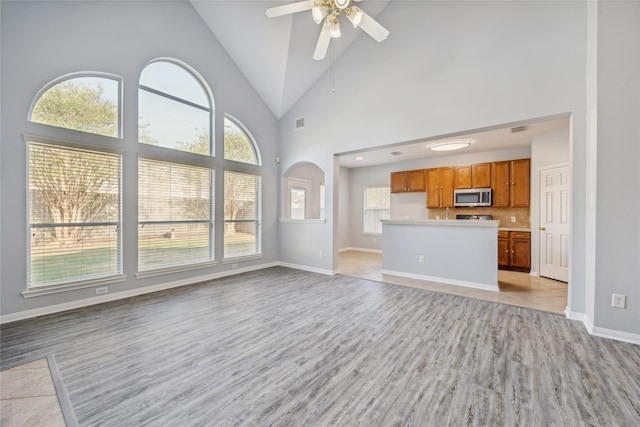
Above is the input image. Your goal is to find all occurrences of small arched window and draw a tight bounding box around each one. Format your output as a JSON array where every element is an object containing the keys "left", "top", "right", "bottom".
[
  {"left": 224, "top": 116, "right": 260, "bottom": 165},
  {"left": 30, "top": 74, "right": 121, "bottom": 138},
  {"left": 138, "top": 60, "right": 213, "bottom": 155}
]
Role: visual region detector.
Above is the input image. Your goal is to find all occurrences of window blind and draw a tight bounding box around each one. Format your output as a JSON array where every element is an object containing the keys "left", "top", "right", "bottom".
[
  {"left": 28, "top": 143, "right": 122, "bottom": 287},
  {"left": 364, "top": 186, "right": 390, "bottom": 234},
  {"left": 138, "top": 159, "right": 214, "bottom": 271},
  {"left": 224, "top": 171, "right": 261, "bottom": 258}
]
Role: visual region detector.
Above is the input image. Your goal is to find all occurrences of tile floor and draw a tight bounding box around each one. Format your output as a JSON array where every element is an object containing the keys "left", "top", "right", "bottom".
[
  {"left": 0, "top": 358, "right": 67, "bottom": 427},
  {"left": 338, "top": 250, "right": 568, "bottom": 314}
]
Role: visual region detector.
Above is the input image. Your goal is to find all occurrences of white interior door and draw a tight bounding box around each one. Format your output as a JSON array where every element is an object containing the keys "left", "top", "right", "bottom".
[{"left": 539, "top": 165, "right": 570, "bottom": 282}]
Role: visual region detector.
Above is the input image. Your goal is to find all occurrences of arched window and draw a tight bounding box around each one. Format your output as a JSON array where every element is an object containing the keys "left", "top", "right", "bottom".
[
  {"left": 137, "top": 60, "right": 216, "bottom": 273},
  {"left": 26, "top": 73, "right": 124, "bottom": 292},
  {"left": 30, "top": 74, "right": 121, "bottom": 138},
  {"left": 224, "top": 115, "right": 259, "bottom": 165},
  {"left": 138, "top": 60, "right": 213, "bottom": 155}
]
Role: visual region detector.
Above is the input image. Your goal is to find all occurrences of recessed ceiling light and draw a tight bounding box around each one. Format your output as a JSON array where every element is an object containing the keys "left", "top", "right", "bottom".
[
  {"left": 390, "top": 151, "right": 403, "bottom": 156},
  {"left": 356, "top": 156, "right": 364, "bottom": 160},
  {"left": 428, "top": 140, "right": 472, "bottom": 152}
]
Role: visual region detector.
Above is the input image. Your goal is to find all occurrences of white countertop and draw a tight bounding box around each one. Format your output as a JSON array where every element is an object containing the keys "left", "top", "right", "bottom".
[
  {"left": 381, "top": 219, "right": 499, "bottom": 228},
  {"left": 498, "top": 227, "right": 531, "bottom": 232}
]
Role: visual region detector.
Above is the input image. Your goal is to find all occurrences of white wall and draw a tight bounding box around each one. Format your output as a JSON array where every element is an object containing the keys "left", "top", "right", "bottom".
[
  {"left": 278, "top": 1, "right": 591, "bottom": 319},
  {"left": 593, "top": 0, "right": 640, "bottom": 336},
  {"left": 338, "top": 167, "right": 351, "bottom": 250},
  {"left": 530, "top": 126, "right": 571, "bottom": 276},
  {"left": 0, "top": 1, "right": 280, "bottom": 319}
]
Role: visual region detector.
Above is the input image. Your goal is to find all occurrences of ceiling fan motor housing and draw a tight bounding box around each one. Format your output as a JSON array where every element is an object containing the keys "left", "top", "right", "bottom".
[{"left": 334, "top": 0, "right": 351, "bottom": 10}]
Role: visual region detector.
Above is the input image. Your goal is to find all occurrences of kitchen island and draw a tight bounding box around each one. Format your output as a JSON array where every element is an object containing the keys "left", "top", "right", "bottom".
[{"left": 380, "top": 219, "right": 499, "bottom": 291}]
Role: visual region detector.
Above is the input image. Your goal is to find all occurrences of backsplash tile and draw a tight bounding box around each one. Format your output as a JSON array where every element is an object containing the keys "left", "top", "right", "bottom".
[{"left": 428, "top": 207, "right": 530, "bottom": 229}]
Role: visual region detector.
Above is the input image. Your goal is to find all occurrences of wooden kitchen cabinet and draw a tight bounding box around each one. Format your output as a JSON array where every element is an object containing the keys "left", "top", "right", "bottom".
[
  {"left": 491, "top": 159, "right": 530, "bottom": 207},
  {"left": 472, "top": 163, "right": 492, "bottom": 188},
  {"left": 498, "top": 230, "right": 530, "bottom": 272},
  {"left": 426, "top": 167, "right": 454, "bottom": 208},
  {"left": 497, "top": 231, "right": 510, "bottom": 268},
  {"left": 510, "top": 159, "right": 530, "bottom": 207},
  {"left": 391, "top": 170, "right": 426, "bottom": 193},
  {"left": 492, "top": 161, "right": 511, "bottom": 207},
  {"left": 391, "top": 171, "right": 407, "bottom": 193},
  {"left": 454, "top": 166, "right": 472, "bottom": 189},
  {"left": 455, "top": 163, "right": 492, "bottom": 189}
]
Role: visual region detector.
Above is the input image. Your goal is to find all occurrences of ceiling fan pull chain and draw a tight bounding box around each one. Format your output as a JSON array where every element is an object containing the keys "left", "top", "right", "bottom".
[{"left": 331, "top": 42, "right": 336, "bottom": 94}]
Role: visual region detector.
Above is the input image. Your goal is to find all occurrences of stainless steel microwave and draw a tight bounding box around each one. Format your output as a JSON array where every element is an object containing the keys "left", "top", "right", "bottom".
[{"left": 454, "top": 188, "right": 492, "bottom": 207}]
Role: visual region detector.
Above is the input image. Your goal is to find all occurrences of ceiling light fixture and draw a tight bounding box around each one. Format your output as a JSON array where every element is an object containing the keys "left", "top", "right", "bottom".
[
  {"left": 356, "top": 156, "right": 364, "bottom": 160},
  {"left": 428, "top": 140, "right": 472, "bottom": 152}
]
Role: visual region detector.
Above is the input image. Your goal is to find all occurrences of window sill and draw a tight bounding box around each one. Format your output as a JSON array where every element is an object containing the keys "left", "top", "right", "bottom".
[
  {"left": 223, "top": 254, "right": 263, "bottom": 264},
  {"left": 136, "top": 261, "right": 218, "bottom": 279},
  {"left": 279, "top": 219, "right": 326, "bottom": 224},
  {"left": 22, "top": 275, "right": 127, "bottom": 298}
]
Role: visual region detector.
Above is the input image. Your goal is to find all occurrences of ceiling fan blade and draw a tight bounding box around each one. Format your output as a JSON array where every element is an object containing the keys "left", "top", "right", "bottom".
[
  {"left": 313, "top": 19, "right": 332, "bottom": 61},
  {"left": 266, "top": 0, "right": 314, "bottom": 18},
  {"left": 357, "top": 12, "right": 389, "bottom": 42}
]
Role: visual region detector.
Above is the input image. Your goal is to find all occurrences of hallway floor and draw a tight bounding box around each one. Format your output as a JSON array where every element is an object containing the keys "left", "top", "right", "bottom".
[{"left": 338, "top": 250, "right": 568, "bottom": 314}]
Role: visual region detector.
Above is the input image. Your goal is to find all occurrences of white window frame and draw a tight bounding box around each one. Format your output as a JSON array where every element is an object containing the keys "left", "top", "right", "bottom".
[
  {"left": 287, "top": 177, "right": 311, "bottom": 220},
  {"left": 29, "top": 72, "right": 123, "bottom": 138},
  {"left": 223, "top": 169, "right": 263, "bottom": 262},
  {"left": 363, "top": 186, "right": 391, "bottom": 235},
  {"left": 23, "top": 137, "right": 125, "bottom": 297},
  {"left": 138, "top": 59, "right": 214, "bottom": 156}
]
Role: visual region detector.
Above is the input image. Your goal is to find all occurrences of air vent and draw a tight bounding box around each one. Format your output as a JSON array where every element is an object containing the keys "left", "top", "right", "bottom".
[
  {"left": 390, "top": 151, "right": 403, "bottom": 156},
  {"left": 295, "top": 117, "right": 305, "bottom": 130},
  {"left": 511, "top": 125, "right": 528, "bottom": 133}
]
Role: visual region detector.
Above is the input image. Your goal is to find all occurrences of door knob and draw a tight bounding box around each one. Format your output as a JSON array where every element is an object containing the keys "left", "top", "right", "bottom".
[{"left": 540, "top": 227, "right": 546, "bottom": 231}]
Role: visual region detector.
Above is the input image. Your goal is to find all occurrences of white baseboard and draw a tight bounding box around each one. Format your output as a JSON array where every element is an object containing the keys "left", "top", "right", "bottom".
[
  {"left": 380, "top": 269, "right": 499, "bottom": 292},
  {"left": 590, "top": 326, "right": 640, "bottom": 345},
  {"left": 277, "top": 262, "right": 336, "bottom": 276},
  {"left": 564, "top": 308, "right": 639, "bottom": 345},
  {"left": 339, "top": 247, "right": 382, "bottom": 254},
  {"left": 0, "top": 262, "right": 279, "bottom": 325}
]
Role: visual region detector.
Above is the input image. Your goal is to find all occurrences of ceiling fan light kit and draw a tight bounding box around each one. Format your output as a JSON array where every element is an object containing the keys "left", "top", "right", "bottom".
[{"left": 266, "top": 0, "right": 389, "bottom": 60}]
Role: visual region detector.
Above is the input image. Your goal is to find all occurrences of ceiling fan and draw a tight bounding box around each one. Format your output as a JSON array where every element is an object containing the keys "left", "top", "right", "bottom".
[{"left": 266, "top": 0, "right": 389, "bottom": 61}]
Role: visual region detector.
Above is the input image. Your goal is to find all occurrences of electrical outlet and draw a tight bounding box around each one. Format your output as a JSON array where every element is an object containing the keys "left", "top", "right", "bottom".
[
  {"left": 96, "top": 287, "right": 108, "bottom": 295},
  {"left": 373, "top": 237, "right": 377, "bottom": 243},
  {"left": 319, "top": 250, "right": 324, "bottom": 258},
  {"left": 436, "top": 215, "right": 440, "bottom": 220},
  {"left": 511, "top": 216, "right": 517, "bottom": 222},
  {"left": 418, "top": 255, "right": 424, "bottom": 263},
  {"left": 232, "top": 263, "right": 238, "bottom": 269},
  {"left": 611, "top": 293, "right": 626, "bottom": 308}
]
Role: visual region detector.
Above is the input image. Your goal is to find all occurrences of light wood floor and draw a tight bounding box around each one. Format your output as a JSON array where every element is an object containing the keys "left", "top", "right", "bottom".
[
  {"left": 338, "top": 250, "right": 568, "bottom": 314},
  {"left": 1, "top": 267, "right": 638, "bottom": 425}
]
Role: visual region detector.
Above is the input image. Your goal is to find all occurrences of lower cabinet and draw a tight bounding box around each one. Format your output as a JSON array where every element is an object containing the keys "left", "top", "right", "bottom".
[{"left": 498, "top": 230, "right": 530, "bottom": 272}]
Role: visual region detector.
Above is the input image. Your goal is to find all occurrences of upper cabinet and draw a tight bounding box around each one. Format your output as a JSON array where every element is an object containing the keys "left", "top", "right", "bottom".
[
  {"left": 492, "top": 159, "right": 530, "bottom": 207},
  {"left": 455, "top": 163, "right": 491, "bottom": 189},
  {"left": 454, "top": 166, "right": 472, "bottom": 189},
  {"left": 390, "top": 158, "right": 529, "bottom": 207},
  {"left": 391, "top": 170, "right": 426, "bottom": 193},
  {"left": 426, "top": 167, "right": 454, "bottom": 208},
  {"left": 510, "top": 159, "right": 530, "bottom": 207},
  {"left": 472, "top": 163, "right": 492, "bottom": 188}
]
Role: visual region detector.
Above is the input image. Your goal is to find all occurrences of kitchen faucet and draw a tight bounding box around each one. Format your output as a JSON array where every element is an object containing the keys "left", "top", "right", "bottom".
[{"left": 445, "top": 207, "right": 449, "bottom": 220}]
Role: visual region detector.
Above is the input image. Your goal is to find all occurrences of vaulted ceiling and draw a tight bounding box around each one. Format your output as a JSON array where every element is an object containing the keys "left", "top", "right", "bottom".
[
  {"left": 190, "top": 0, "right": 390, "bottom": 119},
  {"left": 190, "top": 1, "right": 570, "bottom": 167}
]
